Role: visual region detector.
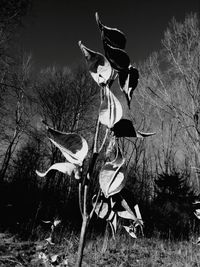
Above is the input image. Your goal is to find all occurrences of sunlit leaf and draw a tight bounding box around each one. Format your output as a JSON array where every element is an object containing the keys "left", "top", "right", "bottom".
[
  {"left": 95, "top": 12, "right": 126, "bottom": 49},
  {"left": 79, "top": 41, "right": 112, "bottom": 85},
  {"left": 118, "top": 66, "right": 139, "bottom": 108},
  {"left": 45, "top": 237, "right": 55, "bottom": 245},
  {"left": 134, "top": 205, "right": 142, "bottom": 222},
  {"left": 194, "top": 209, "right": 200, "bottom": 220},
  {"left": 99, "top": 86, "right": 123, "bottom": 128},
  {"left": 136, "top": 131, "right": 156, "bottom": 138},
  {"left": 36, "top": 162, "right": 76, "bottom": 177},
  {"left": 104, "top": 42, "right": 130, "bottom": 71},
  {"left": 51, "top": 254, "right": 58, "bottom": 263},
  {"left": 47, "top": 127, "right": 88, "bottom": 165},
  {"left": 42, "top": 220, "right": 51, "bottom": 224},
  {"left": 99, "top": 146, "right": 126, "bottom": 198},
  {"left": 123, "top": 226, "right": 137, "bottom": 239},
  {"left": 53, "top": 219, "right": 61, "bottom": 227},
  {"left": 118, "top": 210, "right": 136, "bottom": 220}
]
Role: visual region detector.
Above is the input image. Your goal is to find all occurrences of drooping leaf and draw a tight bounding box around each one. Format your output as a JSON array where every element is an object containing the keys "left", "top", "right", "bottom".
[
  {"left": 95, "top": 12, "right": 126, "bottom": 49},
  {"left": 109, "top": 213, "right": 117, "bottom": 238},
  {"left": 134, "top": 205, "right": 142, "bottom": 222},
  {"left": 99, "top": 145, "right": 126, "bottom": 198},
  {"left": 111, "top": 119, "right": 137, "bottom": 137},
  {"left": 47, "top": 127, "right": 88, "bottom": 165},
  {"left": 111, "top": 119, "right": 156, "bottom": 138},
  {"left": 104, "top": 42, "right": 130, "bottom": 71},
  {"left": 123, "top": 226, "right": 137, "bottom": 239},
  {"left": 99, "top": 86, "right": 123, "bottom": 128},
  {"left": 118, "top": 66, "right": 139, "bottom": 107},
  {"left": 79, "top": 41, "right": 112, "bottom": 85},
  {"left": 36, "top": 162, "right": 76, "bottom": 177}
]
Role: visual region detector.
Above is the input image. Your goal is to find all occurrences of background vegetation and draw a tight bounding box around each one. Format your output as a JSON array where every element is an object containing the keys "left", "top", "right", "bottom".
[{"left": 0, "top": 1, "right": 200, "bottom": 247}]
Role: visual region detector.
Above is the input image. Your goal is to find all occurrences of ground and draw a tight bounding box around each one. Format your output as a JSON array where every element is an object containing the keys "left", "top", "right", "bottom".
[{"left": 0, "top": 232, "right": 200, "bottom": 266}]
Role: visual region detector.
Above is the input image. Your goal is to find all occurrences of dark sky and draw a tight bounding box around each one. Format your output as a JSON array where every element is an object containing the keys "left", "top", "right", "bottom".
[{"left": 20, "top": 0, "right": 200, "bottom": 70}]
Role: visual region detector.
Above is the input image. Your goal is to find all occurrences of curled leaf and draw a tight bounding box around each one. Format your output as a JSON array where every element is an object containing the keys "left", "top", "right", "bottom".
[
  {"left": 99, "top": 146, "right": 126, "bottom": 198},
  {"left": 118, "top": 66, "right": 139, "bottom": 107},
  {"left": 47, "top": 127, "right": 88, "bottom": 165},
  {"left": 99, "top": 86, "right": 123, "bottom": 128},
  {"left": 36, "top": 162, "right": 76, "bottom": 177},
  {"left": 104, "top": 42, "right": 130, "bottom": 71},
  {"left": 95, "top": 12, "right": 126, "bottom": 49},
  {"left": 79, "top": 41, "right": 112, "bottom": 85},
  {"left": 136, "top": 131, "right": 156, "bottom": 138}
]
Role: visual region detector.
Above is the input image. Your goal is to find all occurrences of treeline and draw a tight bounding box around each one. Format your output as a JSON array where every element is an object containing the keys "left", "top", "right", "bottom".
[{"left": 0, "top": 2, "right": 200, "bottom": 240}]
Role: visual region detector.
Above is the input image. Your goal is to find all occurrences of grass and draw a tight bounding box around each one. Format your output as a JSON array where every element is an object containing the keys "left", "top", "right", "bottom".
[{"left": 1, "top": 231, "right": 200, "bottom": 266}]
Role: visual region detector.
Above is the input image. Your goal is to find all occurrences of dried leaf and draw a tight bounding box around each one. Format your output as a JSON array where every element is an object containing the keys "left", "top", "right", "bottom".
[
  {"left": 47, "top": 127, "right": 88, "bottom": 165},
  {"left": 104, "top": 42, "right": 130, "bottom": 71},
  {"left": 95, "top": 12, "right": 126, "bottom": 49},
  {"left": 36, "top": 162, "right": 76, "bottom": 177},
  {"left": 99, "top": 146, "right": 126, "bottom": 198},
  {"left": 79, "top": 41, "right": 112, "bottom": 85},
  {"left": 92, "top": 194, "right": 114, "bottom": 219},
  {"left": 118, "top": 66, "right": 139, "bottom": 107},
  {"left": 99, "top": 86, "right": 123, "bottom": 128}
]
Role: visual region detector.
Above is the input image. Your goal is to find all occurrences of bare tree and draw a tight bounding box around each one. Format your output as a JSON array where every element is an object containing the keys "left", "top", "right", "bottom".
[{"left": 138, "top": 14, "right": 200, "bottom": 185}]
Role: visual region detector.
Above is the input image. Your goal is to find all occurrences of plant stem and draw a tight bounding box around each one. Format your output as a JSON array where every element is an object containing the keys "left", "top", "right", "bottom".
[{"left": 76, "top": 214, "right": 88, "bottom": 267}]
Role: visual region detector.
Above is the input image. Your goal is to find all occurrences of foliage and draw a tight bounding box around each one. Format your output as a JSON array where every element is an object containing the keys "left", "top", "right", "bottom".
[{"left": 151, "top": 171, "right": 196, "bottom": 239}]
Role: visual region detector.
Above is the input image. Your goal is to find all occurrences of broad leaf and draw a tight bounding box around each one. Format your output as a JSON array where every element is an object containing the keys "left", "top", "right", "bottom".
[
  {"left": 99, "top": 86, "right": 123, "bottom": 128},
  {"left": 104, "top": 42, "right": 130, "bottom": 71},
  {"left": 36, "top": 162, "right": 76, "bottom": 177},
  {"left": 123, "top": 226, "right": 137, "bottom": 239},
  {"left": 79, "top": 41, "right": 112, "bottom": 85},
  {"left": 118, "top": 66, "right": 139, "bottom": 108},
  {"left": 111, "top": 119, "right": 137, "bottom": 137},
  {"left": 47, "top": 127, "right": 88, "bottom": 165},
  {"left": 92, "top": 194, "right": 115, "bottom": 219},
  {"left": 118, "top": 210, "right": 136, "bottom": 220},
  {"left": 95, "top": 12, "right": 126, "bottom": 49},
  {"left": 99, "top": 146, "right": 126, "bottom": 198}
]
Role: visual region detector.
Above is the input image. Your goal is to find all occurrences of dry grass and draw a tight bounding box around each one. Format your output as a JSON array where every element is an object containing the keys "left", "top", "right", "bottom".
[{"left": 1, "top": 232, "right": 200, "bottom": 266}]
